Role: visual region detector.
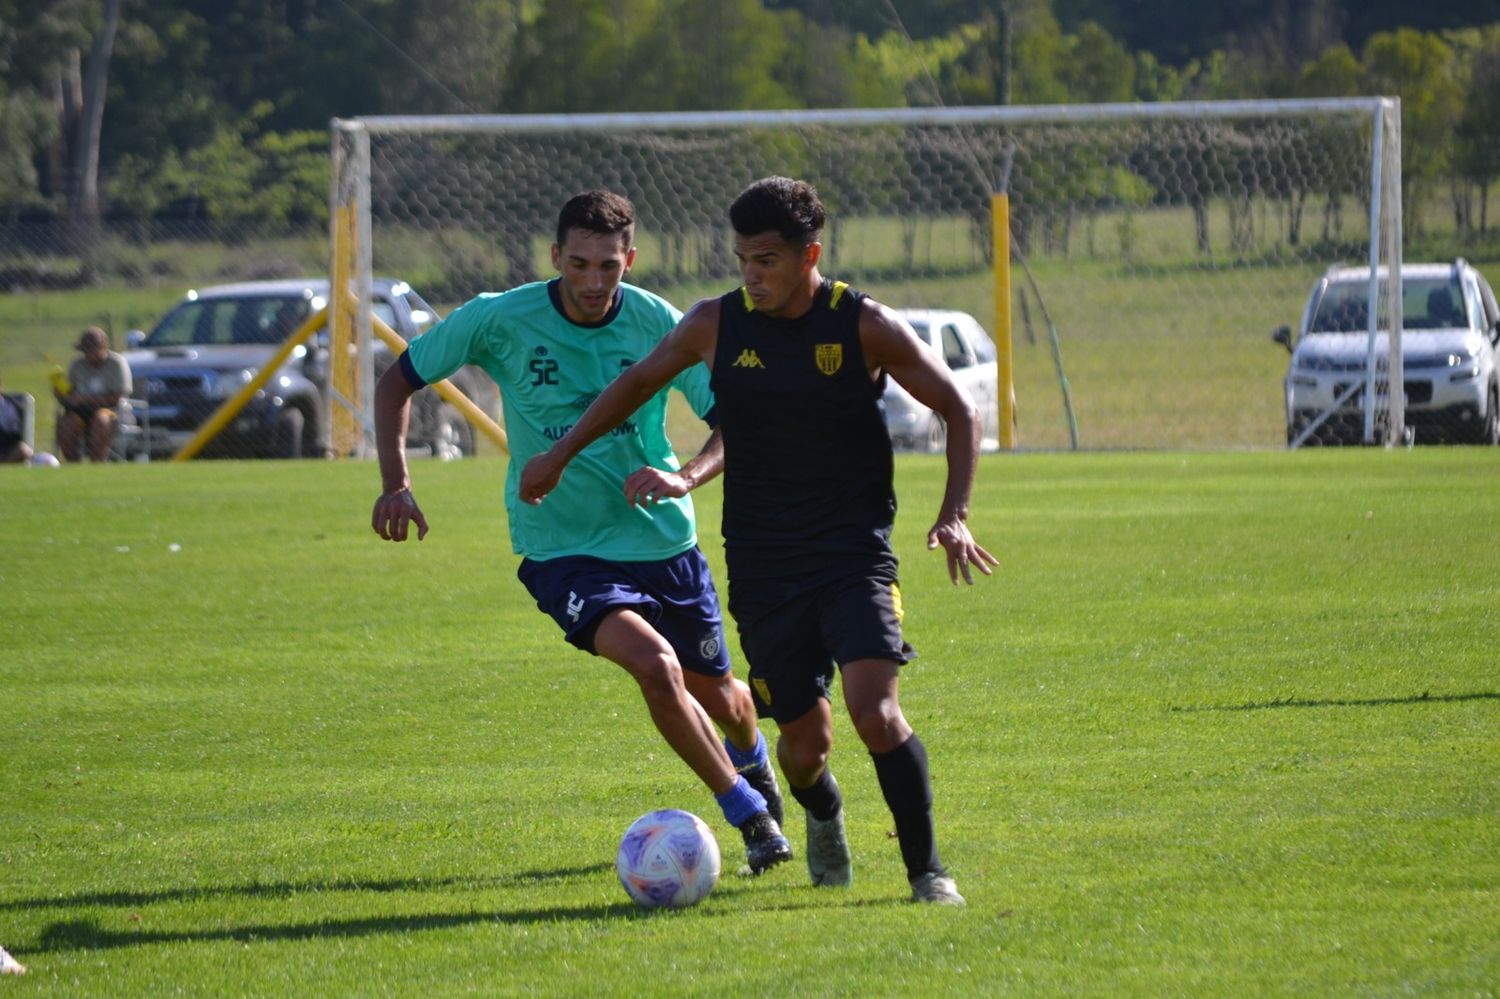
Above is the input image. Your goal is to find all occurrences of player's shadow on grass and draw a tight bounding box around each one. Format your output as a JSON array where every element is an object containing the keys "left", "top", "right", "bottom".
[
  {"left": 25, "top": 886, "right": 861, "bottom": 956},
  {"left": 1169, "top": 690, "right": 1498, "bottom": 713},
  {"left": 0, "top": 864, "right": 612, "bottom": 914},
  {"left": 30, "top": 906, "right": 634, "bottom": 955}
]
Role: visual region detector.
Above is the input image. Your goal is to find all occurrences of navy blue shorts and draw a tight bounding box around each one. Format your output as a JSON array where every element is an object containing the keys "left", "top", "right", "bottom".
[
  {"left": 735, "top": 570, "right": 914, "bottom": 725},
  {"left": 516, "top": 547, "right": 732, "bottom": 677}
]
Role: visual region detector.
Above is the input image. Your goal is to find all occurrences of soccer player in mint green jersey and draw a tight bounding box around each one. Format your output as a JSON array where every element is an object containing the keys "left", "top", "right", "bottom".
[{"left": 371, "top": 190, "right": 790, "bottom": 874}]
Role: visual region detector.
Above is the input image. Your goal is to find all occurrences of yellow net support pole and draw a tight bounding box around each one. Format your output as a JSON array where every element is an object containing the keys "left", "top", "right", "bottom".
[
  {"left": 171, "top": 310, "right": 327, "bottom": 462},
  {"left": 992, "top": 192, "right": 1016, "bottom": 450},
  {"left": 329, "top": 204, "right": 360, "bottom": 456}
]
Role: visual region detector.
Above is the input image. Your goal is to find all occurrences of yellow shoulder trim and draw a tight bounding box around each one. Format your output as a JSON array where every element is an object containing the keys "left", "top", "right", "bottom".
[
  {"left": 829, "top": 281, "right": 849, "bottom": 310},
  {"left": 741, "top": 286, "right": 755, "bottom": 312}
]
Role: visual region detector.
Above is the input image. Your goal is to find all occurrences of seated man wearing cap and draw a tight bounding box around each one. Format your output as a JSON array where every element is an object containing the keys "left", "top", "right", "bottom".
[{"left": 56, "top": 326, "right": 132, "bottom": 463}]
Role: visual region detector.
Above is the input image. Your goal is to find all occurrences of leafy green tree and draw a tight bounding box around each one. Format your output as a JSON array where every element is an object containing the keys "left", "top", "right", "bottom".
[
  {"left": 110, "top": 107, "right": 326, "bottom": 233},
  {"left": 1056, "top": 21, "right": 1135, "bottom": 102},
  {"left": 635, "top": 0, "right": 796, "bottom": 111},
  {"left": 0, "top": 87, "right": 53, "bottom": 215},
  {"left": 504, "top": 0, "right": 637, "bottom": 113},
  {"left": 1133, "top": 51, "right": 1205, "bottom": 101},
  {"left": 379, "top": 0, "right": 524, "bottom": 113},
  {"left": 1361, "top": 28, "right": 1464, "bottom": 238},
  {"left": 852, "top": 22, "right": 986, "bottom": 106},
  {"left": 0, "top": 0, "right": 119, "bottom": 225},
  {"left": 1451, "top": 27, "right": 1500, "bottom": 234},
  {"left": 1295, "top": 43, "right": 1363, "bottom": 96},
  {"left": 1008, "top": 0, "right": 1069, "bottom": 104}
]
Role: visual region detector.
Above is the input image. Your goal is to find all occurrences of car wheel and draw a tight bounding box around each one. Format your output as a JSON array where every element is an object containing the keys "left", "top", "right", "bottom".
[
  {"left": 433, "top": 402, "right": 474, "bottom": 458},
  {"left": 275, "top": 407, "right": 305, "bottom": 459},
  {"left": 301, "top": 408, "right": 325, "bottom": 458},
  {"left": 923, "top": 415, "right": 946, "bottom": 453},
  {"left": 1476, "top": 383, "right": 1500, "bottom": 446}
]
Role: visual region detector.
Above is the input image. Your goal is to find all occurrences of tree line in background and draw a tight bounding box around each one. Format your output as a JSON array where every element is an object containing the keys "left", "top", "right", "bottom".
[{"left": 1, "top": 0, "right": 1498, "bottom": 285}]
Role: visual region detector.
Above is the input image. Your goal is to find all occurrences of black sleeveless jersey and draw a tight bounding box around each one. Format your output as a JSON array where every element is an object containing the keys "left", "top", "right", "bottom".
[{"left": 710, "top": 278, "right": 897, "bottom": 590}]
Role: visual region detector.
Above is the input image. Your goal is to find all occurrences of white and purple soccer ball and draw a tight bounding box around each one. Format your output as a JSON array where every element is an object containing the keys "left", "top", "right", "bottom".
[{"left": 616, "top": 808, "right": 721, "bottom": 909}]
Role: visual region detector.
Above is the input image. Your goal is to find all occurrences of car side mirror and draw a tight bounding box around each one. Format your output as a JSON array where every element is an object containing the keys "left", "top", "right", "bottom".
[
  {"left": 1272, "top": 325, "right": 1293, "bottom": 353},
  {"left": 125, "top": 329, "right": 145, "bottom": 349}
]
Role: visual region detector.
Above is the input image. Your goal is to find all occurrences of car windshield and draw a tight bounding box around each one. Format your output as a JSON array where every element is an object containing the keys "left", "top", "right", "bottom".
[
  {"left": 1311, "top": 276, "right": 1465, "bottom": 333},
  {"left": 145, "top": 295, "right": 314, "bottom": 347}
]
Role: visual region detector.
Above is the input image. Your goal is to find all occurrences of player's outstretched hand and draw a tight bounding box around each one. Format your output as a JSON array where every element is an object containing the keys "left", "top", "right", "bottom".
[
  {"left": 927, "top": 515, "right": 998, "bottom": 586},
  {"left": 622, "top": 466, "right": 690, "bottom": 507},
  {"left": 372, "top": 488, "right": 428, "bottom": 542}
]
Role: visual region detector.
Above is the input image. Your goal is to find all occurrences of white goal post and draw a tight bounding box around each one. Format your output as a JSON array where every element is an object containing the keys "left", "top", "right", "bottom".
[{"left": 330, "top": 98, "right": 1402, "bottom": 452}]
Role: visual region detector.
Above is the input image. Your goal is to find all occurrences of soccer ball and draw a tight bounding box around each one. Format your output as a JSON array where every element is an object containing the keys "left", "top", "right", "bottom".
[{"left": 615, "top": 808, "right": 721, "bottom": 909}]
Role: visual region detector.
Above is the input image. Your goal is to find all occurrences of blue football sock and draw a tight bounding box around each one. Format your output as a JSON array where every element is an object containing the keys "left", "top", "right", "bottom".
[
  {"left": 714, "top": 775, "right": 767, "bottom": 828},
  {"left": 723, "top": 730, "right": 769, "bottom": 772}
]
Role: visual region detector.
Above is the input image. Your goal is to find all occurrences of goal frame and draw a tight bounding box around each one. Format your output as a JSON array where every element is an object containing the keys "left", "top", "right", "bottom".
[{"left": 330, "top": 98, "right": 1403, "bottom": 452}]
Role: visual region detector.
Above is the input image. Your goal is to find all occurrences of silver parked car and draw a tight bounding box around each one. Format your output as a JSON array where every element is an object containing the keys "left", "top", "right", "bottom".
[
  {"left": 124, "top": 278, "right": 498, "bottom": 459},
  {"left": 1273, "top": 259, "right": 1500, "bottom": 445},
  {"left": 883, "top": 309, "right": 1000, "bottom": 451}
]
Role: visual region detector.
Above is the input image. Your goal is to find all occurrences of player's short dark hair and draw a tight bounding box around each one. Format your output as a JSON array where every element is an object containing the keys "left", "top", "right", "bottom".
[
  {"left": 729, "top": 176, "right": 825, "bottom": 246},
  {"left": 556, "top": 189, "right": 635, "bottom": 248}
]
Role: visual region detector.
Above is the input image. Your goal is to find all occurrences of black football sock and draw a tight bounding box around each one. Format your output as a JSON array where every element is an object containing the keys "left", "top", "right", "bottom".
[
  {"left": 870, "top": 733, "right": 942, "bottom": 880},
  {"left": 789, "top": 766, "right": 843, "bottom": 822}
]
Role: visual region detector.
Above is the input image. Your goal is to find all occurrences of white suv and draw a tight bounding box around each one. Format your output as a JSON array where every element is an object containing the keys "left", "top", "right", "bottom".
[
  {"left": 883, "top": 309, "right": 1000, "bottom": 451},
  {"left": 1273, "top": 259, "right": 1500, "bottom": 445}
]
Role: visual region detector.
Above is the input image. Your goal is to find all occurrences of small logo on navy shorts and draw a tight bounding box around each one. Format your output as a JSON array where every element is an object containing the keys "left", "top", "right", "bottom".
[
  {"left": 567, "top": 591, "right": 584, "bottom": 622},
  {"left": 699, "top": 635, "right": 721, "bottom": 660}
]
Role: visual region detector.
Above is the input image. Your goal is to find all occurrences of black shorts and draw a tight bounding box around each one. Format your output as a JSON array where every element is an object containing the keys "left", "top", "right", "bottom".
[
  {"left": 735, "top": 571, "right": 914, "bottom": 725},
  {"left": 516, "top": 548, "right": 732, "bottom": 677}
]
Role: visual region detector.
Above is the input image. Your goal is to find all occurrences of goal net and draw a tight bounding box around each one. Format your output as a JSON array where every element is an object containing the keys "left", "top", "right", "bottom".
[{"left": 331, "top": 99, "right": 1403, "bottom": 452}]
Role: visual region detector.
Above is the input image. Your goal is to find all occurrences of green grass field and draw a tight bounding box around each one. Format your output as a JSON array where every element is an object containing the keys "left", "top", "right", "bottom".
[{"left": 1, "top": 450, "right": 1496, "bottom": 995}]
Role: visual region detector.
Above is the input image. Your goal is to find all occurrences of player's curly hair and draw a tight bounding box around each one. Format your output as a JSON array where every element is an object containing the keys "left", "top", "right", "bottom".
[
  {"left": 556, "top": 189, "right": 635, "bottom": 248},
  {"left": 729, "top": 176, "right": 825, "bottom": 247}
]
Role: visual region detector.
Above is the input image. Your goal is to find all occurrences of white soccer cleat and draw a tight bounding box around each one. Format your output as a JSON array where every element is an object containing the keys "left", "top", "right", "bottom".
[
  {"left": 806, "top": 810, "right": 852, "bottom": 887},
  {"left": 909, "top": 871, "right": 966, "bottom": 906}
]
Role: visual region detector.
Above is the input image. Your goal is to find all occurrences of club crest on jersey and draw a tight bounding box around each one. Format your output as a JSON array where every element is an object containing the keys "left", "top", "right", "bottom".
[
  {"left": 815, "top": 343, "right": 843, "bottom": 376},
  {"left": 752, "top": 677, "right": 773, "bottom": 706},
  {"left": 733, "top": 348, "right": 765, "bottom": 369}
]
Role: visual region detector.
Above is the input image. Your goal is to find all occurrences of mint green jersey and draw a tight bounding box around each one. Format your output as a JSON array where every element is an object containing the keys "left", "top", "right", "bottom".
[{"left": 404, "top": 280, "right": 712, "bottom": 562}]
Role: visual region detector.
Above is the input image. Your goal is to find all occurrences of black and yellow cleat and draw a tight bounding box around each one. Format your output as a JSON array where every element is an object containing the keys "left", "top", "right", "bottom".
[
  {"left": 739, "top": 760, "right": 785, "bottom": 827},
  {"left": 738, "top": 811, "right": 793, "bottom": 875}
]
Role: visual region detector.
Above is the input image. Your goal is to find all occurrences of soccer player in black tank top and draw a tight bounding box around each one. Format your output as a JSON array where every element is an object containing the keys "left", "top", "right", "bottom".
[{"left": 522, "top": 176, "right": 998, "bottom": 905}]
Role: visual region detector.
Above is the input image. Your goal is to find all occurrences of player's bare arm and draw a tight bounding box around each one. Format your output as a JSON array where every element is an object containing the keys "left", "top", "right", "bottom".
[
  {"left": 861, "top": 301, "right": 998, "bottom": 585},
  {"left": 623, "top": 426, "right": 724, "bottom": 507},
  {"left": 370, "top": 362, "right": 429, "bottom": 542},
  {"left": 521, "top": 300, "right": 722, "bottom": 505}
]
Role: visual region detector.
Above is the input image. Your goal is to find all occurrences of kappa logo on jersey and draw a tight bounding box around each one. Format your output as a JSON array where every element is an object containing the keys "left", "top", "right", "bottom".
[
  {"left": 815, "top": 343, "right": 843, "bottom": 376},
  {"left": 566, "top": 590, "right": 585, "bottom": 622},
  {"left": 733, "top": 349, "right": 765, "bottom": 369}
]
